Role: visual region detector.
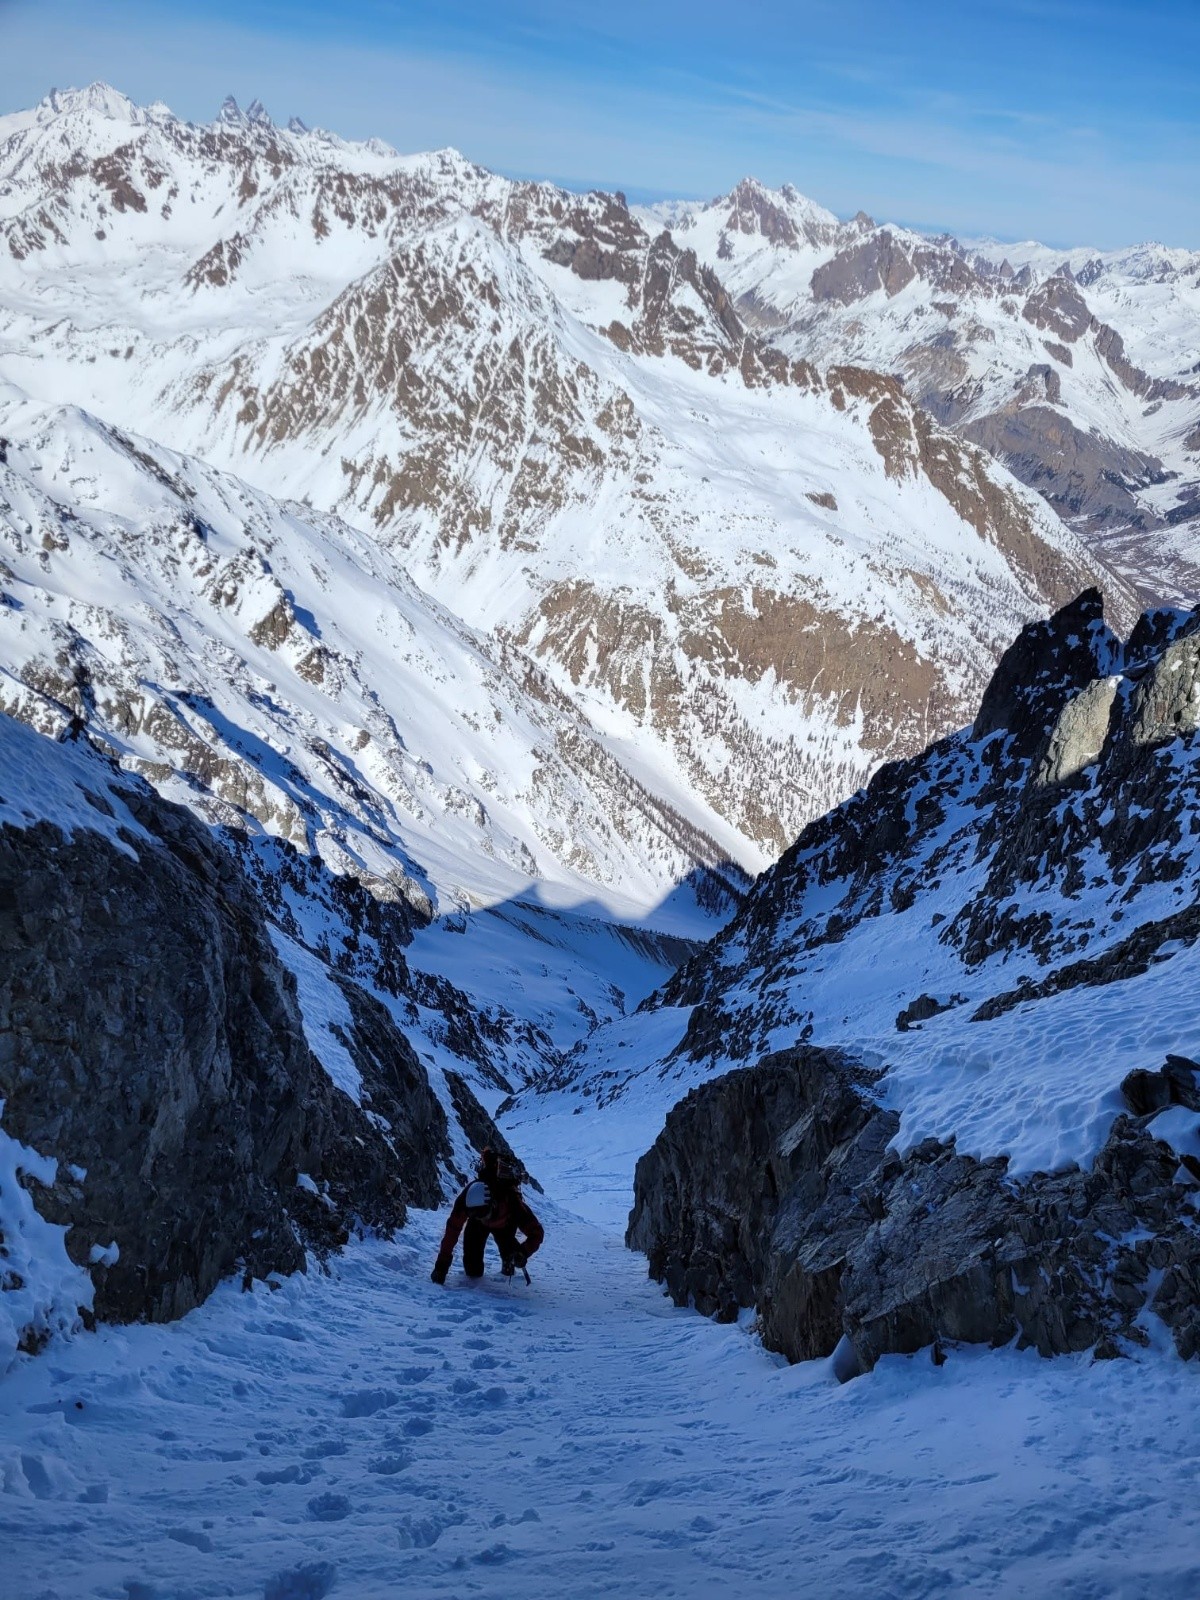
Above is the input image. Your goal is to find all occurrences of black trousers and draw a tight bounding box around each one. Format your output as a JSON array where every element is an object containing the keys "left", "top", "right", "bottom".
[{"left": 462, "top": 1220, "right": 519, "bottom": 1277}]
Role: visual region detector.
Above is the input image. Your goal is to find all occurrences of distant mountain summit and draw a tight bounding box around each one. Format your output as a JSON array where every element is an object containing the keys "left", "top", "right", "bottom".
[{"left": 654, "top": 178, "right": 1200, "bottom": 606}]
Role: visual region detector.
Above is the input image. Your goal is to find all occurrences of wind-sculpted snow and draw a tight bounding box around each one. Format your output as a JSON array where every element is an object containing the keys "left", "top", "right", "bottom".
[{"left": 0, "top": 84, "right": 1132, "bottom": 862}]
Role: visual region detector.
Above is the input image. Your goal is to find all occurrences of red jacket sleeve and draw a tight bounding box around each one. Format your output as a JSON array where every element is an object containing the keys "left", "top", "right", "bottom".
[
  {"left": 434, "top": 1192, "right": 468, "bottom": 1275},
  {"left": 515, "top": 1200, "right": 544, "bottom": 1258}
]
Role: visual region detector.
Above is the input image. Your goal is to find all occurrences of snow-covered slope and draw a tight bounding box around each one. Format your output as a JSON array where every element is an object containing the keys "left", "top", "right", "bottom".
[
  {"left": 0, "top": 85, "right": 1133, "bottom": 861},
  {"left": 519, "top": 590, "right": 1200, "bottom": 1183},
  {"left": 7, "top": 1204, "right": 1200, "bottom": 1600},
  {"left": 0, "top": 385, "right": 754, "bottom": 1152},
  {"left": 649, "top": 180, "right": 1200, "bottom": 605},
  {"left": 0, "top": 386, "right": 736, "bottom": 919}
]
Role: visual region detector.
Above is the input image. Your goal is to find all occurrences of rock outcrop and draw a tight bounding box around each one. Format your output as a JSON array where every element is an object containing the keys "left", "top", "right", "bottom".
[
  {"left": 0, "top": 748, "right": 464, "bottom": 1329},
  {"left": 628, "top": 1047, "right": 1200, "bottom": 1374},
  {"left": 615, "top": 590, "right": 1200, "bottom": 1374}
]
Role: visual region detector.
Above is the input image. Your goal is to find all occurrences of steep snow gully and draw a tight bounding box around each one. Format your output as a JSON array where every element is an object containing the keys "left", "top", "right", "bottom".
[
  {"left": 4, "top": 1180, "right": 1200, "bottom": 1598},
  {"left": 5, "top": 82, "right": 1200, "bottom": 1599}
]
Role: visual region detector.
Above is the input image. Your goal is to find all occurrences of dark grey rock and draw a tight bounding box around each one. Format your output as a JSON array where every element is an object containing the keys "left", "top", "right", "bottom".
[
  {"left": 972, "top": 588, "right": 1115, "bottom": 756},
  {"left": 895, "top": 993, "right": 965, "bottom": 1031},
  {"left": 0, "top": 773, "right": 449, "bottom": 1327},
  {"left": 628, "top": 1046, "right": 1200, "bottom": 1373}
]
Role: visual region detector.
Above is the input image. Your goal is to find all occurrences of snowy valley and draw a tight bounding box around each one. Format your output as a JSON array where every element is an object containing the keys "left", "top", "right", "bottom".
[{"left": 2, "top": 81, "right": 1200, "bottom": 1600}]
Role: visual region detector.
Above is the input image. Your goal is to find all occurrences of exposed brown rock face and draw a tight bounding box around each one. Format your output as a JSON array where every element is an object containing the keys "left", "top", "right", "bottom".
[
  {"left": 1021, "top": 273, "right": 1093, "bottom": 343},
  {"left": 961, "top": 406, "right": 1172, "bottom": 549},
  {"left": 520, "top": 576, "right": 966, "bottom": 852},
  {"left": 829, "top": 371, "right": 1132, "bottom": 617},
  {"left": 811, "top": 232, "right": 918, "bottom": 305},
  {"left": 723, "top": 178, "right": 803, "bottom": 249}
]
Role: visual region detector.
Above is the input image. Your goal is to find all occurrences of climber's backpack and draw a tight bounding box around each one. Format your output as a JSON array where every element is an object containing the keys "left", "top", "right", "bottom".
[{"left": 464, "top": 1180, "right": 495, "bottom": 1223}]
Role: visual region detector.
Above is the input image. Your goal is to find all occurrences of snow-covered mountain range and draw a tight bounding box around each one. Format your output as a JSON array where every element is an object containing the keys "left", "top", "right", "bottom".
[
  {"left": 0, "top": 84, "right": 1133, "bottom": 874},
  {"left": 646, "top": 179, "right": 1200, "bottom": 604},
  {"left": 4, "top": 74, "right": 1200, "bottom": 1600},
  {"left": 2, "top": 81, "right": 1198, "bottom": 1356}
]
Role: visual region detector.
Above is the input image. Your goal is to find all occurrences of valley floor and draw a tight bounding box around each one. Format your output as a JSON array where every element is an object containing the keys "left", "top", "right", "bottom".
[{"left": 5, "top": 1159, "right": 1200, "bottom": 1600}]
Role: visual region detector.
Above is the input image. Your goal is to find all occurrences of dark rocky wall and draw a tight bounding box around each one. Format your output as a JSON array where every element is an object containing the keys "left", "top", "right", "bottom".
[
  {"left": 0, "top": 781, "right": 452, "bottom": 1327},
  {"left": 628, "top": 1047, "right": 1200, "bottom": 1375}
]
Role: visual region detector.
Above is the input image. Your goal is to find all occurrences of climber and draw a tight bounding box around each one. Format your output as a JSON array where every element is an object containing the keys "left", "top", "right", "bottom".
[{"left": 430, "top": 1147, "right": 544, "bottom": 1285}]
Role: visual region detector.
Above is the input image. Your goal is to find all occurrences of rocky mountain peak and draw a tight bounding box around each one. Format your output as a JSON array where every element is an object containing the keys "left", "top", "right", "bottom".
[
  {"left": 724, "top": 177, "right": 802, "bottom": 248},
  {"left": 39, "top": 81, "right": 141, "bottom": 124},
  {"left": 971, "top": 587, "right": 1119, "bottom": 755}
]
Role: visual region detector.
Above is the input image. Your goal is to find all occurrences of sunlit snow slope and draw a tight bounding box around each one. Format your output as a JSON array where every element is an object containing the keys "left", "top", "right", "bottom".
[
  {"left": 647, "top": 179, "right": 1200, "bottom": 605},
  {"left": 0, "top": 84, "right": 1133, "bottom": 861}
]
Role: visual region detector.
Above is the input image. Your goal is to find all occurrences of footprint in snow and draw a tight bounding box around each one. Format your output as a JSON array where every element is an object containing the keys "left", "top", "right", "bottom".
[
  {"left": 367, "top": 1452, "right": 414, "bottom": 1476},
  {"left": 167, "top": 1527, "right": 213, "bottom": 1552},
  {"left": 397, "top": 1510, "right": 464, "bottom": 1549},
  {"left": 463, "top": 1386, "right": 508, "bottom": 1410},
  {"left": 340, "top": 1387, "right": 399, "bottom": 1417},
  {"left": 472, "top": 1543, "right": 512, "bottom": 1565},
  {"left": 491, "top": 1508, "right": 540, "bottom": 1527},
  {"left": 302, "top": 1440, "right": 347, "bottom": 1461},
  {"left": 306, "top": 1491, "right": 352, "bottom": 1522},
  {"left": 19, "top": 1454, "right": 56, "bottom": 1500},
  {"left": 263, "top": 1560, "right": 337, "bottom": 1600},
  {"left": 257, "top": 1463, "right": 324, "bottom": 1486},
  {"left": 260, "top": 1320, "right": 307, "bottom": 1343},
  {"left": 402, "top": 1415, "right": 435, "bottom": 1437}
]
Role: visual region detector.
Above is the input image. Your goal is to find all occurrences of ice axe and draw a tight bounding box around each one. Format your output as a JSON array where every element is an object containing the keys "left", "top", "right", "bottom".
[{"left": 501, "top": 1253, "right": 531, "bottom": 1286}]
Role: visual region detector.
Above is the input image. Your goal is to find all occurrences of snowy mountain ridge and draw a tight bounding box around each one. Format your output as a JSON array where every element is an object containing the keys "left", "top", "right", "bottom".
[
  {"left": 0, "top": 82, "right": 1133, "bottom": 869},
  {"left": 650, "top": 177, "right": 1200, "bottom": 605},
  {"left": 526, "top": 589, "right": 1200, "bottom": 1176},
  {"left": 3, "top": 79, "right": 1200, "bottom": 1600}
]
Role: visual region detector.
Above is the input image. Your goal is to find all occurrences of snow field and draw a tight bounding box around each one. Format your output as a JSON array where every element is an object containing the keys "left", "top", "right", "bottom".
[{"left": 5, "top": 1200, "right": 1200, "bottom": 1600}]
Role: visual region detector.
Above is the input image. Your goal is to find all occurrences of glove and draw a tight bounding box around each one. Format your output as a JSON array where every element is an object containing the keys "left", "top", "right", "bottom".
[
  {"left": 430, "top": 1259, "right": 448, "bottom": 1285},
  {"left": 500, "top": 1247, "right": 527, "bottom": 1279}
]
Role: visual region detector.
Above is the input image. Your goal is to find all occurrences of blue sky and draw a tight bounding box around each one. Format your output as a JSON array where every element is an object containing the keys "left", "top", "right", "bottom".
[{"left": 0, "top": 0, "right": 1195, "bottom": 247}]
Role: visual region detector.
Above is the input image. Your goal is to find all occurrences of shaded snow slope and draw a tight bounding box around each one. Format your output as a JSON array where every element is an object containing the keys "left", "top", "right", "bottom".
[{"left": 5, "top": 1204, "right": 1200, "bottom": 1600}]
